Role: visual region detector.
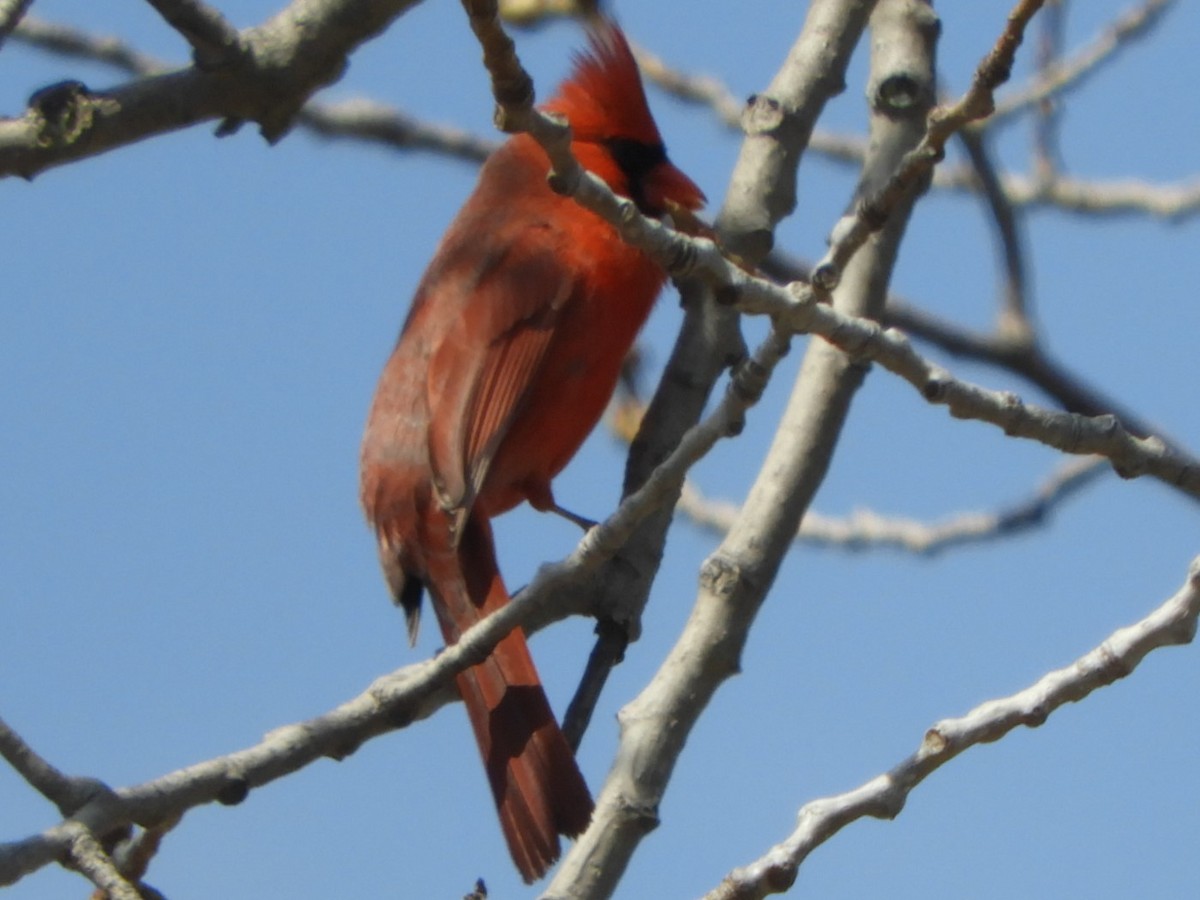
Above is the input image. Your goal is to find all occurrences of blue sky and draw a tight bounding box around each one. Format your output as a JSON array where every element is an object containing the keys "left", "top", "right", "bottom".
[{"left": 2, "top": 1, "right": 1198, "bottom": 897}]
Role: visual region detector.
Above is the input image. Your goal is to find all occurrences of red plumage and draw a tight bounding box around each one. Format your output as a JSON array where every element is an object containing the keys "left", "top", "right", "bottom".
[{"left": 360, "top": 21, "right": 703, "bottom": 882}]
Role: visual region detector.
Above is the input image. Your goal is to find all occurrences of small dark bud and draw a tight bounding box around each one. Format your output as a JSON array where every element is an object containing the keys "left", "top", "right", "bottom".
[
  {"left": 27, "top": 80, "right": 88, "bottom": 117},
  {"left": 546, "top": 171, "right": 572, "bottom": 196},
  {"left": 327, "top": 736, "right": 364, "bottom": 761},
  {"left": 217, "top": 776, "right": 250, "bottom": 806},
  {"left": 766, "top": 863, "right": 798, "bottom": 892},
  {"left": 980, "top": 59, "right": 1012, "bottom": 90},
  {"left": 860, "top": 199, "right": 890, "bottom": 231},
  {"left": 876, "top": 74, "right": 921, "bottom": 111},
  {"left": 391, "top": 705, "right": 420, "bottom": 734},
  {"left": 922, "top": 376, "right": 947, "bottom": 402},
  {"left": 742, "top": 94, "right": 786, "bottom": 135},
  {"left": 1024, "top": 703, "right": 1049, "bottom": 727},
  {"left": 714, "top": 284, "right": 740, "bottom": 306},
  {"left": 812, "top": 262, "right": 840, "bottom": 292},
  {"left": 214, "top": 117, "right": 244, "bottom": 138}
]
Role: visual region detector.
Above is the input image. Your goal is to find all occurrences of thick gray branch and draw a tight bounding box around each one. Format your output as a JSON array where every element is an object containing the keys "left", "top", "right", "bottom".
[
  {"left": 563, "top": 0, "right": 884, "bottom": 753},
  {"left": 546, "top": 3, "right": 936, "bottom": 897},
  {"left": 0, "top": 0, "right": 423, "bottom": 178}
]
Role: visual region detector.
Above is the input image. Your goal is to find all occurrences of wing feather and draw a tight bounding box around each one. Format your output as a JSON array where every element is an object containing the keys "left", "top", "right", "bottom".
[{"left": 423, "top": 223, "right": 577, "bottom": 534}]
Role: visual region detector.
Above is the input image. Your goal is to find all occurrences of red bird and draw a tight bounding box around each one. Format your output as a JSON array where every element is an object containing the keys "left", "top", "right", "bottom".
[{"left": 360, "top": 22, "right": 703, "bottom": 882}]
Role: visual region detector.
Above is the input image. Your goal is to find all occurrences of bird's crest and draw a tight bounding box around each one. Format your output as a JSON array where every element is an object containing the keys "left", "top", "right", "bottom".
[{"left": 545, "top": 21, "right": 662, "bottom": 146}]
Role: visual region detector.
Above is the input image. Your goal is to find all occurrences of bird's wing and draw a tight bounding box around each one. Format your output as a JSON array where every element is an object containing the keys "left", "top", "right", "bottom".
[{"left": 423, "top": 220, "right": 576, "bottom": 533}]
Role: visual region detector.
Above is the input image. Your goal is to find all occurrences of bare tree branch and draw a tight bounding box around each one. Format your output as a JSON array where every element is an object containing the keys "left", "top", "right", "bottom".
[
  {"left": 62, "top": 824, "right": 141, "bottom": 900},
  {"left": 552, "top": 2, "right": 937, "bottom": 894},
  {"left": 1029, "top": 0, "right": 1064, "bottom": 180},
  {"left": 880, "top": 298, "right": 1189, "bottom": 451},
  {"left": 0, "top": 0, "right": 425, "bottom": 179},
  {"left": 0, "top": 715, "right": 114, "bottom": 820},
  {"left": 957, "top": 127, "right": 1033, "bottom": 340},
  {"left": 560, "top": 0, "right": 883, "bottom": 761},
  {"left": 0, "top": 186, "right": 796, "bottom": 890},
  {"left": 142, "top": 0, "right": 244, "bottom": 69},
  {"left": 705, "top": 554, "right": 1200, "bottom": 900},
  {"left": 300, "top": 97, "right": 495, "bottom": 162},
  {"left": 0, "top": 0, "right": 34, "bottom": 50},
  {"left": 12, "top": 13, "right": 1196, "bottom": 223},
  {"left": 745, "top": 282, "right": 1200, "bottom": 497},
  {"left": 11, "top": 15, "right": 499, "bottom": 164},
  {"left": 933, "top": 166, "right": 1200, "bottom": 219},
  {"left": 762, "top": 249, "right": 1188, "bottom": 457},
  {"left": 678, "top": 455, "right": 1106, "bottom": 554},
  {"left": 813, "top": 0, "right": 1046, "bottom": 291},
  {"left": 497, "top": 0, "right": 597, "bottom": 25},
  {"left": 12, "top": 16, "right": 165, "bottom": 74},
  {"left": 991, "top": 0, "right": 1175, "bottom": 124},
  {"left": 445, "top": 0, "right": 1197, "bottom": 507},
  {"left": 2, "top": 2, "right": 1194, "bottom": 896}
]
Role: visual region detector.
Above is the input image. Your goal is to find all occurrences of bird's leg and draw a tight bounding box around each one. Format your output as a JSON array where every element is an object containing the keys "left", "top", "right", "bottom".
[
  {"left": 526, "top": 481, "right": 597, "bottom": 532},
  {"left": 548, "top": 502, "right": 597, "bottom": 532}
]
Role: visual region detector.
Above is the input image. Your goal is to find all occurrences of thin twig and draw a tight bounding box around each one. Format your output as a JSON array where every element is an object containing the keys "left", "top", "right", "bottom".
[
  {"left": 991, "top": 0, "right": 1175, "bottom": 124},
  {"left": 299, "top": 97, "right": 495, "bottom": 162},
  {"left": 562, "top": 616, "right": 631, "bottom": 751},
  {"left": 107, "top": 815, "right": 181, "bottom": 896},
  {"left": 705, "top": 555, "right": 1200, "bottom": 900},
  {"left": 762, "top": 247, "right": 1187, "bottom": 457},
  {"left": 630, "top": 39, "right": 744, "bottom": 129},
  {"left": 813, "top": 0, "right": 1048, "bottom": 290},
  {"left": 679, "top": 456, "right": 1106, "bottom": 554},
  {"left": 741, "top": 281, "right": 1200, "bottom": 498},
  {"left": 956, "top": 127, "right": 1032, "bottom": 340},
  {"left": 1030, "top": 0, "right": 1064, "bottom": 180},
  {"left": 0, "top": 715, "right": 112, "bottom": 819},
  {"left": 930, "top": 165, "right": 1200, "bottom": 220},
  {"left": 62, "top": 824, "right": 140, "bottom": 900},
  {"left": 11, "top": 16, "right": 165, "bottom": 73},
  {"left": 880, "top": 298, "right": 1188, "bottom": 450},
  {"left": 141, "top": 0, "right": 244, "bottom": 68},
  {"left": 0, "top": 0, "right": 34, "bottom": 50}
]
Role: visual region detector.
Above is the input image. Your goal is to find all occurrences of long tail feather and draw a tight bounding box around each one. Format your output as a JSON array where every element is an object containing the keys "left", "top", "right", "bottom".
[{"left": 431, "top": 516, "right": 593, "bottom": 882}]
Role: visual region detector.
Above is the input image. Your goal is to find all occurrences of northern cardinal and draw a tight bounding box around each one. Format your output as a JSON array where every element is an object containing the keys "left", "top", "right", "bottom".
[{"left": 360, "top": 21, "right": 703, "bottom": 882}]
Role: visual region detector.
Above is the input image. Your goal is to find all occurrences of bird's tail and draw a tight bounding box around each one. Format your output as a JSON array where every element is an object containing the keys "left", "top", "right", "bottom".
[{"left": 430, "top": 515, "right": 594, "bottom": 883}]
